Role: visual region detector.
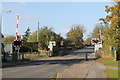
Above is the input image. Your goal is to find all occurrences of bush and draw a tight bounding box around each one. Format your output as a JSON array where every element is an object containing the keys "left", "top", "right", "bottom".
[{"left": 20, "top": 42, "right": 38, "bottom": 52}]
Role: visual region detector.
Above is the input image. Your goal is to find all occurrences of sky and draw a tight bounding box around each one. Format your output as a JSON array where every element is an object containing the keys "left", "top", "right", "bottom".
[{"left": 2, "top": 2, "right": 114, "bottom": 39}]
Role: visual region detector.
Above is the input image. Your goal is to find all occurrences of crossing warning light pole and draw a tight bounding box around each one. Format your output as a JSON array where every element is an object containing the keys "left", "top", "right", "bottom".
[{"left": 14, "top": 13, "right": 21, "bottom": 60}]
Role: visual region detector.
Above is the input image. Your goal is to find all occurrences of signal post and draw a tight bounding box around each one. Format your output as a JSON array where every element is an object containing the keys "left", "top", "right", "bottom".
[
  {"left": 12, "top": 14, "right": 22, "bottom": 61},
  {"left": 13, "top": 40, "right": 22, "bottom": 60}
]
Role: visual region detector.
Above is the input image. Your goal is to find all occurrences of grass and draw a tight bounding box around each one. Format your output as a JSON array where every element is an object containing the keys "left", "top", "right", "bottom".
[
  {"left": 96, "top": 57, "right": 120, "bottom": 78},
  {"left": 104, "top": 69, "right": 119, "bottom": 78},
  {"left": 2, "top": 62, "right": 9, "bottom": 65},
  {"left": 96, "top": 58, "right": 120, "bottom": 67},
  {"left": 21, "top": 53, "right": 48, "bottom": 60}
]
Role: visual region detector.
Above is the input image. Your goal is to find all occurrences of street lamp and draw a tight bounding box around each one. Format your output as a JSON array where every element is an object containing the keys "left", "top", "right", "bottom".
[
  {"left": 0, "top": 10, "right": 11, "bottom": 55},
  {"left": 0, "top": 10, "right": 11, "bottom": 80},
  {"left": 3, "top": 10, "right": 11, "bottom": 13}
]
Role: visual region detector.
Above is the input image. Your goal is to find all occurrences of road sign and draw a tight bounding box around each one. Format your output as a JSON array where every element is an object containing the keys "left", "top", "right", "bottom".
[
  {"left": 48, "top": 41, "right": 56, "bottom": 51},
  {"left": 91, "top": 38, "right": 101, "bottom": 45},
  {"left": 49, "top": 41, "right": 56, "bottom": 46}
]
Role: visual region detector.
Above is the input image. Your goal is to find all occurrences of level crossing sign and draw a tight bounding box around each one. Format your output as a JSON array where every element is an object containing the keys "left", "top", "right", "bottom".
[{"left": 91, "top": 38, "right": 101, "bottom": 45}]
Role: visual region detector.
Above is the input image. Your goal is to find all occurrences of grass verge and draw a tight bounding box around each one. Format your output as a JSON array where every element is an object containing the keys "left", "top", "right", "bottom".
[
  {"left": 23, "top": 53, "right": 48, "bottom": 60},
  {"left": 104, "top": 69, "right": 118, "bottom": 78},
  {"left": 96, "top": 58, "right": 120, "bottom": 67},
  {"left": 96, "top": 57, "right": 120, "bottom": 78}
]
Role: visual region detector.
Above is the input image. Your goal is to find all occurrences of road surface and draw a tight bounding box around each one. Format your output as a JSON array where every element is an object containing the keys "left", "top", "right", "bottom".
[{"left": 2, "top": 46, "right": 94, "bottom": 78}]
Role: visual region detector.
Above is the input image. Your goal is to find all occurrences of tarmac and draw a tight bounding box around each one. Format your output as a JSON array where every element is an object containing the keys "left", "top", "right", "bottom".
[{"left": 54, "top": 61, "right": 107, "bottom": 78}]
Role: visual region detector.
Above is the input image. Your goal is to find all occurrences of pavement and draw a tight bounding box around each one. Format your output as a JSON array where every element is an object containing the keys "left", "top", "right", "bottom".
[{"left": 53, "top": 61, "right": 107, "bottom": 78}]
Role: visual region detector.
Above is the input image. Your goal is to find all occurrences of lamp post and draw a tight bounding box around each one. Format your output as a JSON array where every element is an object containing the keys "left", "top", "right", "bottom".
[
  {"left": 0, "top": 10, "right": 11, "bottom": 55},
  {"left": 0, "top": 10, "right": 11, "bottom": 80}
]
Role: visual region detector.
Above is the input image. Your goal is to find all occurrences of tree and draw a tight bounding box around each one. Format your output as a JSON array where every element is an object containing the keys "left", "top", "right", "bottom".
[
  {"left": 92, "top": 24, "right": 104, "bottom": 38},
  {"left": 2, "top": 35, "right": 16, "bottom": 43},
  {"left": 66, "top": 24, "right": 84, "bottom": 48},
  {"left": 28, "top": 26, "right": 63, "bottom": 50},
  {"left": 99, "top": 1, "right": 120, "bottom": 57},
  {"left": 84, "top": 37, "right": 92, "bottom": 45},
  {"left": 22, "top": 27, "right": 31, "bottom": 41}
]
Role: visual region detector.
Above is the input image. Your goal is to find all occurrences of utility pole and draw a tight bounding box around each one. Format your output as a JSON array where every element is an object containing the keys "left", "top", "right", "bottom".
[
  {"left": 37, "top": 21, "right": 40, "bottom": 52},
  {"left": 37, "top": 21, "right": 39, "bottom": 42}
]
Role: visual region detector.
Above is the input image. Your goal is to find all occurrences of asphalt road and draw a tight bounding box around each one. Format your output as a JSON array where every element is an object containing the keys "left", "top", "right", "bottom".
[{"left": 2, "top": 46, "right": 94, "bottom": 78}]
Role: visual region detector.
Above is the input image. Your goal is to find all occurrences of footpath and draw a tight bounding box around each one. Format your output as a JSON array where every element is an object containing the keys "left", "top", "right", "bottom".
[
  {"left": 50, "top": 53, "right": 108, "bottom": 78},
  {"left": 51, "top": 61, "right": 107, "bottom": 78}
]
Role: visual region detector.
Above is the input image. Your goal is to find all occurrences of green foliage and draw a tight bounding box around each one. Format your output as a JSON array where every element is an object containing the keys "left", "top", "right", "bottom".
[
  {"left": 99, "top": 1, "right": 120, "bottom": 56},
  {"left": 84, "top": 37, "right": 91, "bottom": 45},
  {"left": 66, "top": 24, "right": 84, "bottom": 48},
  {"left": 2, "top": 35, "right": 16, "bottom": 43},
  {"left": 22, "top": 27, "right": 31, "bottom": 41},
  {"left": 20, "top": 42, "right": 38, "bottom": 52},
  {"left": 28, "top": 26, "right": 63, "bottom": 50},
  {"left": 92, "top": 25, "right": 100, "bottom": 38},
  {"left": 92, "top": 24, "right": 104, "bottom": 38}
]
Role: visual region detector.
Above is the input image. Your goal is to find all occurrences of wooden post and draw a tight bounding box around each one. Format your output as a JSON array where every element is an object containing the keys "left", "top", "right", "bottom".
[{"left": 114, "top": 50, "right": 117, "bottom": 61}]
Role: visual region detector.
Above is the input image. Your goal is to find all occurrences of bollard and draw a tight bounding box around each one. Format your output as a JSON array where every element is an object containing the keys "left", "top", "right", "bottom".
[{"left": 85, "top": 53, "right": 88, "bottom": 61}]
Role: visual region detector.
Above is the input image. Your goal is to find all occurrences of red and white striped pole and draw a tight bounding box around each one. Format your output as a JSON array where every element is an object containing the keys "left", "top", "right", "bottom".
[{"left": 16, "top": 13, "right": 19, "bottom": 40}]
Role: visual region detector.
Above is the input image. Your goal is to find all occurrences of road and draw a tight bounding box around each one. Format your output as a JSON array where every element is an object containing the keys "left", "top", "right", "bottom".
[{"left": 2, "top": 46, "right": 94, "bottom": 78}]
